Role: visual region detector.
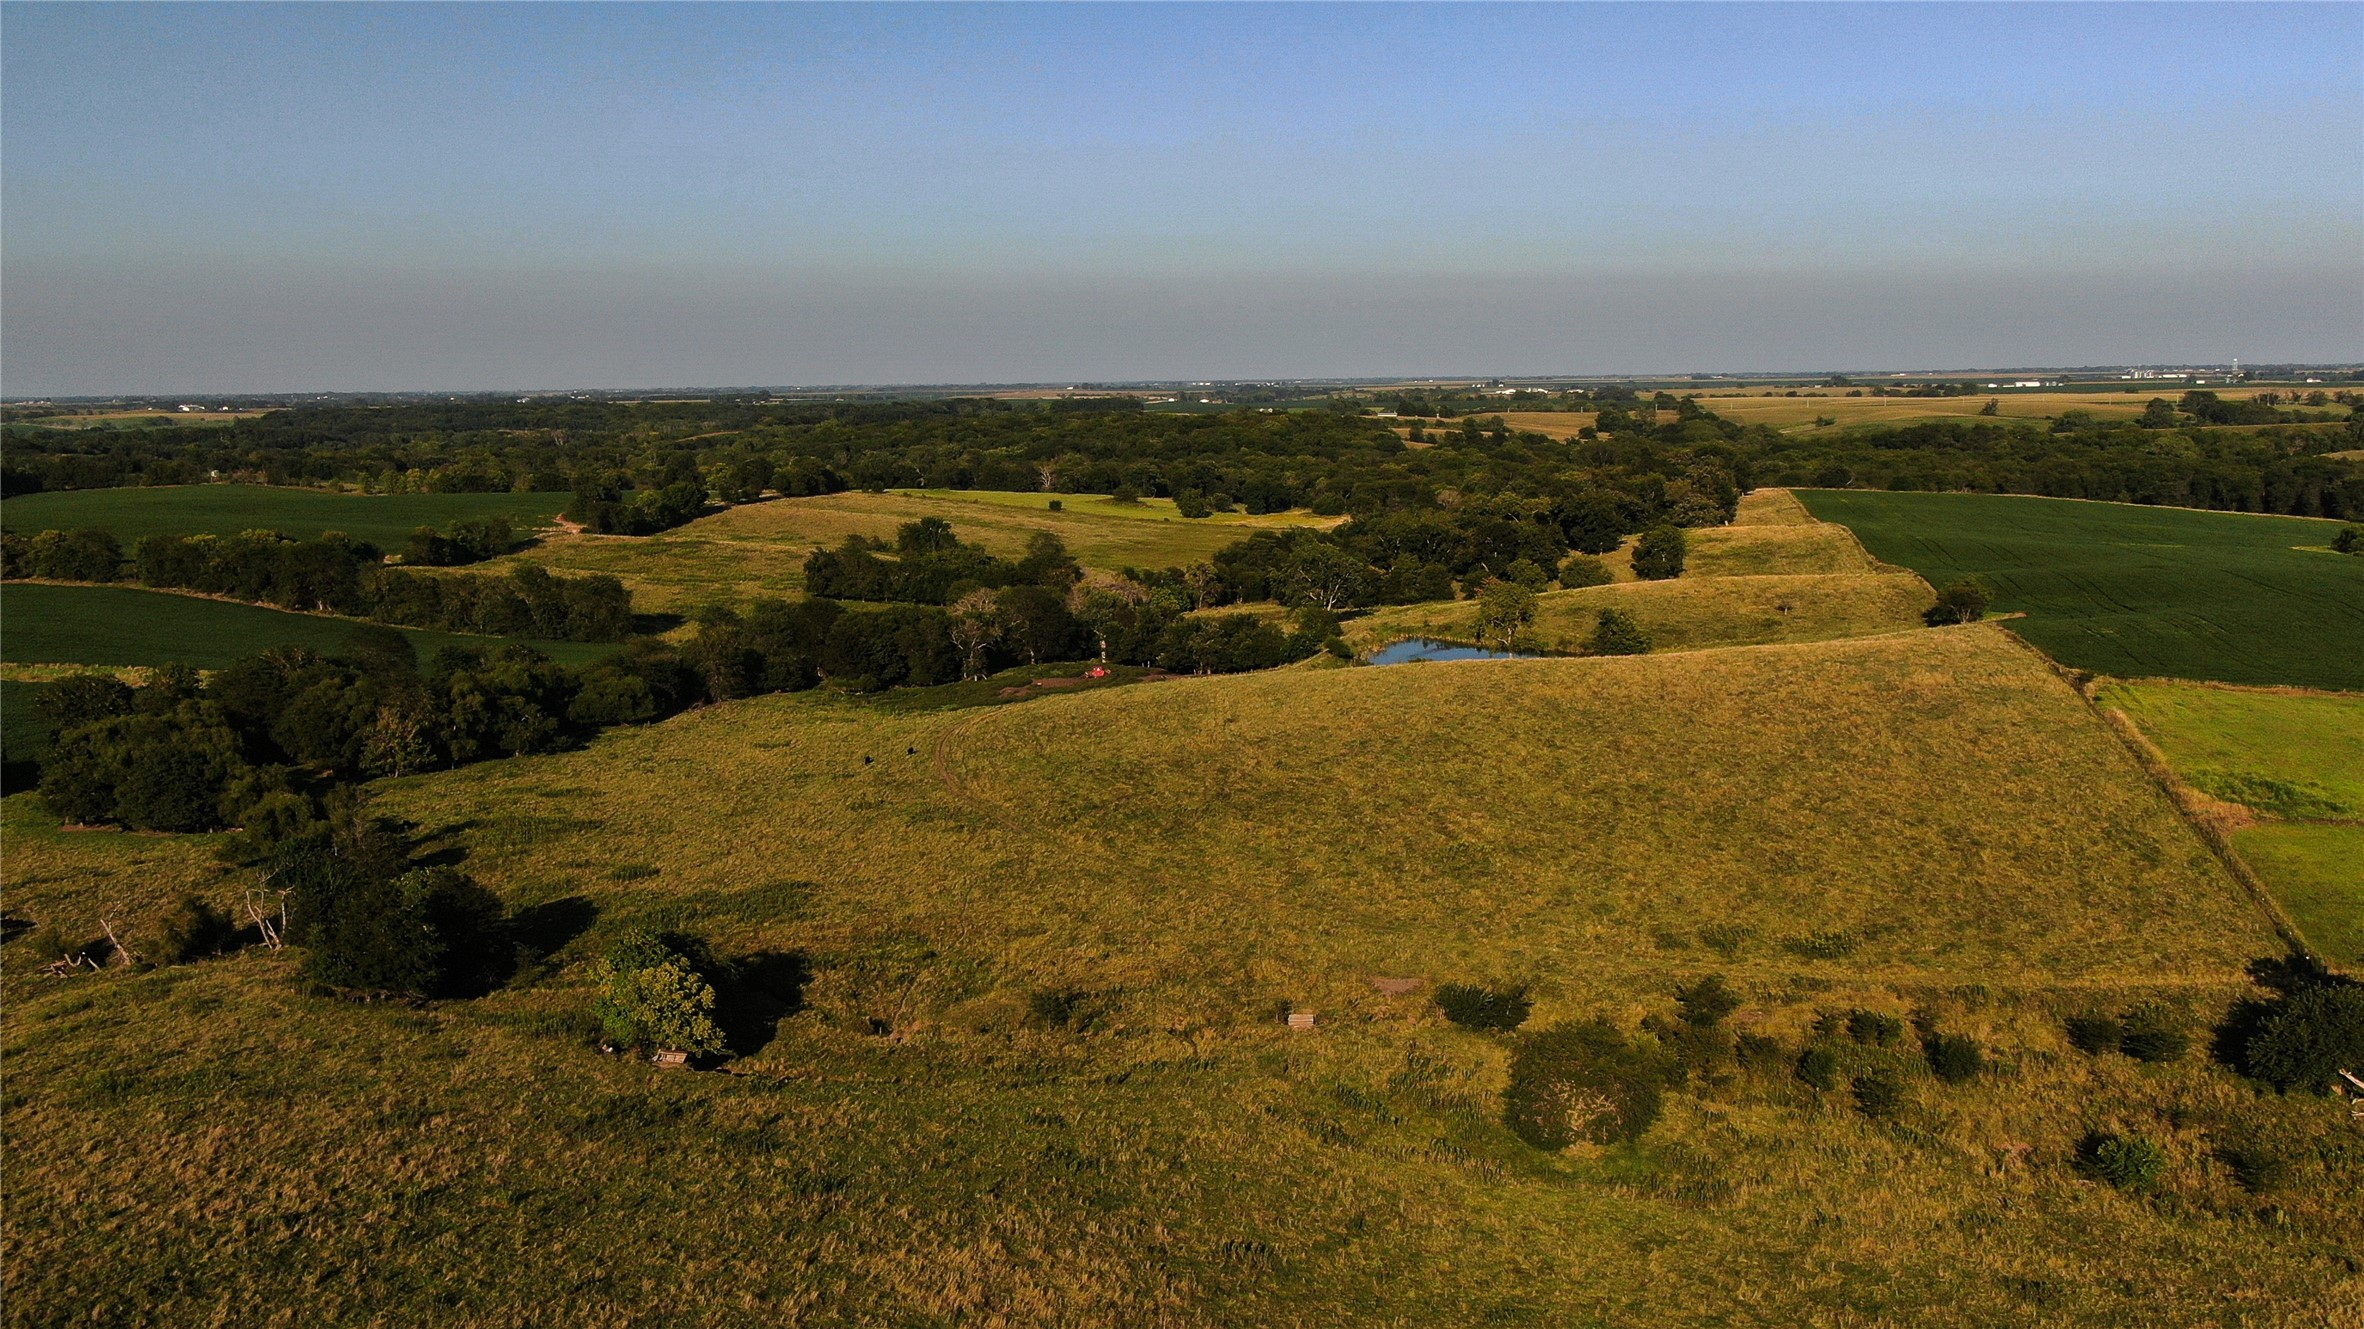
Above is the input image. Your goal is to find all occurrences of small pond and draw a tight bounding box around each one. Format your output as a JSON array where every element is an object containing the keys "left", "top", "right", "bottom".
[{"left": 1365, "top": 637, "right": 1540, "bottom": 665}]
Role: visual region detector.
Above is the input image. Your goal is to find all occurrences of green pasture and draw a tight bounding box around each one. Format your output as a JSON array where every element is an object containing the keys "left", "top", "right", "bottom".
[
  {"left": 1, "top": 485, "right": 569, "bottom": 548},
  {"left": 2235, "top": 825, "right": 2364, "bottom": 968},
  {"left": 0, "top": 583, "right": 614, "bottom": 671},
  {"left": 2099, "top": 682, "right": 2364, "bottom": 816},
  {"left": 1797, "top": 490, "right": 2364, "bottom": 690},
  {"left": 2099, "top": 679, "right": 2362, "bottom": 967}
]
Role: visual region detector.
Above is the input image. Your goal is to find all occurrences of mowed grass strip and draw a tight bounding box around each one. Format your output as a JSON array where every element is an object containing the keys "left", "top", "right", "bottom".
[
  {"left": 1345, "top": 573, "right": 1931, "bottom": 656},
  {"left": 1797, "top": 490, "right": 2364, "bottom": 691},
  {"left": 0, "top": 583, "right": 615, "bottom": 670},
  {"left": 0, "top": 484, "right": 569, "bottom": 546}
]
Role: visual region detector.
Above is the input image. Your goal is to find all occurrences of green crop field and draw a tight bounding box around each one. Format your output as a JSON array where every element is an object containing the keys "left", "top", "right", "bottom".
[
  {"left": 1, "top": 484, "right": 570, "bottom": 547},
  {"left": 0, "top": 583, "right": 615, "bottom": 671},
  {"left": 1796, "top": 489, "right": 2364, "bottom": 690},
  {"left": 2100, "top": 680, "right": 2364, "bottom": 966},
  {"left": 496, "top": 490, "right": 1338, "bottom": 613},
  {"left": 13, "top": 626, "right": 2354, "bottom": 1326}
]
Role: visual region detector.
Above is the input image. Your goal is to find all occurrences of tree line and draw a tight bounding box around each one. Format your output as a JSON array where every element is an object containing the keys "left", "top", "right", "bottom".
[
  {"left": 1, "top": 527, "right": 632, "bottom": 642},
  {"left": 6, "top": 389, "right": 2356, "bottom": 526}
]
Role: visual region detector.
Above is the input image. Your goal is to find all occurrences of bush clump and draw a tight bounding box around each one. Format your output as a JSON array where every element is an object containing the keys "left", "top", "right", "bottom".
[
  {"left": 1675, "top": 974, "right": 1741, "bottom": 1027},
  {"left": 291, "top": 853, "right": 512, "bottom": 999},
  {"left": 2240, "top": 982, "right": 2364, "bottom": 1092},
  {"left": 1437, "top": 982, "right": 1532, "bottom": 1032},
  {"left": 1845, "top": 1010, "right": 1904, "bottom": 1047},
  {"left": 1585, "top": 608, "right": 1651, "bottom": 657},
  {"left": 1734, "top": 1032, "right": 1785, "bottom": 1069},
  {"left": 145, "top": 893, "right": 233, "bottom": 965},
  {"left": 1923, "top": 1031, "right": 1984, "bottom": 1083},
  {"left": 2118, "top": 1002, "right": 2191, "bottom": 1063},
  {"left": 1851, "top": 1074, "right": 1904, "bottom": 1119},
  {"left": 2064, "top": 1012, "right": 2123, "bottom": 1055},
  {"left": 1924, "top": 577, "right": 1991, "bottom": 626},
  {"left": 1503, "top": 1019, "right": 1665, "bottom": 1150},
  {"left": 1795, "top": 1044, "right": 1840, "bottom": 1091},
  {"left": 2078, "top": 1131, "right": 2168, "bottom": 1191},
  {"left": 1557, "top": 554, "right": 1611, "bottom": 589}
]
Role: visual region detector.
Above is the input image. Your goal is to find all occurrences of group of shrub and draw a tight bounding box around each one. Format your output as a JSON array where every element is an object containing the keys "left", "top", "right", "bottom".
[
  {"left": 34, "top": 633, "right": 633, "bottom": 836},
  {"left": 803, "top": 520, "right": 1082, "bottom": 606},
  {"left": 1, "top": 526, "right": 631, "bottom": 642},
  {"left": 564, "top": 473, "right": 709, "bottom": 536},
  {"left": 1164, "top": 490, "right": 1716, "bottom": 616},
  {"left": 400, "top": 515, "right": 517, "bottom": 566},
  {"left": 1436, "top": 973, "right": 1994, "bottom": 1151},
  {"left": 2063, "top": 1001, "right": 2193, "bottom": 1063}
]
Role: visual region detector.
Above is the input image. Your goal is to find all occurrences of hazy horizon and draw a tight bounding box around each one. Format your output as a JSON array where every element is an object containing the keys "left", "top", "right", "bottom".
[{"left": 5, "top": 2, "right": 2359, "bottom": 396}]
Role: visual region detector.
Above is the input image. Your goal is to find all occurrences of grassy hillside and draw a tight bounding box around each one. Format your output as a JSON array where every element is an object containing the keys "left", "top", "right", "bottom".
[
  {"left": 2099, "top": 680, "right": 2363, "bottom": 967},
  {"left": 1797, "top": 490, "right": 2364, "bottom": 691},
  {"left": 0, "top": 583, "right": 616, "bottom": 670},
  {"left": 1345, "top": 572, "right": 1931, "bottom": 656},
  {"left": 9, "top": 627, "right": 2346, "bottom": 1326},
  {"left": 495, "top": 491, "right": 1337, "bottom": 613},
  {"left": 1347, "top": 488, "right": 1925, "bottom": 655},
  {"left": 1, "top": 484, "right": 569, "bottom": 546}
]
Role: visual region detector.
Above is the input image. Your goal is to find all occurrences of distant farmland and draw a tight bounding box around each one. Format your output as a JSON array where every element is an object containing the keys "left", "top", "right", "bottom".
[
  {"left": 1797, "top": 490, "right": 2364, "bottom": 691},
  {"left": 0, "top": 484, "right": 570, "bottom": 547},
  {"left": 0, "top": 583, "right": 615, "bottom": 670}
]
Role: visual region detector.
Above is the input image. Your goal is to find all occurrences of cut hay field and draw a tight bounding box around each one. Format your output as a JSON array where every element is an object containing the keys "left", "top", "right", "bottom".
[
  {"left": 1797, "top": 490, "right": 2364, "bottom": 691},
  {"left": 0, "top": 484, "right": 570, "bottom": 547},
  {"left": 10, "top": 626, "right": 2347, "bottom": 1326},
  {"left": 0, "top": 583, "right": 615, "bottom": 670},
  {"left": 494, "top": 490, "right": 1337, "bottom": 613},
  {"left": 2099, "top": 680, "right": 2363, "bottom": 966}
]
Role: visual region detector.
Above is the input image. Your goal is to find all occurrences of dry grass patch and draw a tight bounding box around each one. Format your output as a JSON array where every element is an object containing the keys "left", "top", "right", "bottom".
[{"left": 1346, "top": 572, "right": 1931, "bottom": 656}]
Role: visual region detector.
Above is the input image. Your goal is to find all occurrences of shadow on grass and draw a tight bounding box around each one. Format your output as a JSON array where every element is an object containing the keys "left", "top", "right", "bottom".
[
  {"left": 718, "top": 951, "right": 810, "bottom": 1058},
  {"left": 512, "top": 895, "right": 600, "bottom": 965}
]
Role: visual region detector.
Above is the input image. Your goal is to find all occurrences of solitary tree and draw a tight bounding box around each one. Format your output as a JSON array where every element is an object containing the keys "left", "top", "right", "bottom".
[
  {"left": 1473, "top": 579, "right": 1536, "bottom": 652},
  {"left": 1630, "top": 526, "right": 1687, "bottom": 581},
  {"left": 589, "top": 930, "right": 727, "bottom": 1057},
  {"left": 1586, "top": 608, "right": 1651, "bottom": 656},
  {"left": 2139, "top": 397, "right": 2180, "bottom": 429},
  {"left": 947, "top": 589, "right": 1004, "bottom": 680},
  {"left": 1924, "top": 578, "right": 1991, "bottom": 626},
  {"left": 1067, "top": 575, "right": 1146, "bottom": 663}
]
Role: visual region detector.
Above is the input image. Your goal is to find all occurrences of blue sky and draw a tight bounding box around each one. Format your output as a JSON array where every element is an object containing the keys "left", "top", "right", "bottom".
[{"left": 4, "top": 2, "right": 2358, "bottom": 392}]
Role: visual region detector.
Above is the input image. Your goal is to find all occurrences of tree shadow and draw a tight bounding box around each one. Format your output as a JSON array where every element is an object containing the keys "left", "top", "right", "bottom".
[
  {"left": 717, "top": 951, "right": 810, "bottom": 1058},
  {"left": 632, "top": 611, "right": 686, "bottom": 638},
  {"left": 510, "top": 895, "right": 600, "bottom": 968}
]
